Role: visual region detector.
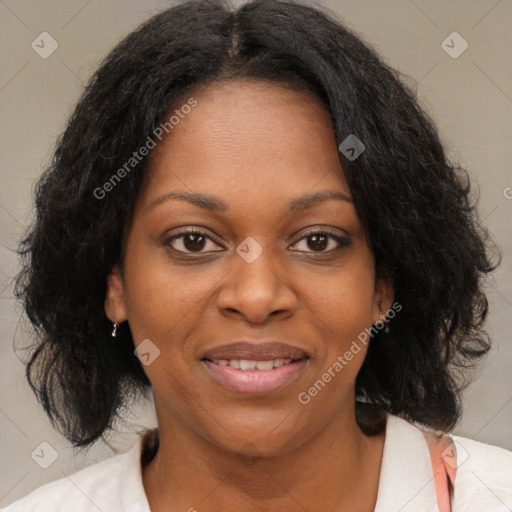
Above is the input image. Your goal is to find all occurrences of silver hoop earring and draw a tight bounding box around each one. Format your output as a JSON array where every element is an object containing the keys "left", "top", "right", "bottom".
[{"left": 111, "top": 313, "right": 119, "bottom": 338}]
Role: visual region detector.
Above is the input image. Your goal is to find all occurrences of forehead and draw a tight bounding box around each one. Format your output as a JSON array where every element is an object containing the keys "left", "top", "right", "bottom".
[{"left": 142, "top": 79, "right": 350, "bottom": 205}]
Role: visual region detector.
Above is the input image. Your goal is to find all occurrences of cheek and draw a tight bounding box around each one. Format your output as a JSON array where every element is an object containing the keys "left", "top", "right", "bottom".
[
  {"left": 305, "top": 258, "right": 377, "bottom": 338},
  {"left": 121, "top": 260, "right": 202, "bottom": 393},
  {"left": 120, "top": 238, "right": 201, "bottom": 347}
]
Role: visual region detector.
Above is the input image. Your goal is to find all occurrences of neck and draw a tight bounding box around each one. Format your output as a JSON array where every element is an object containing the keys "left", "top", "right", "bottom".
[{"left": 142, "top": 400, "right": 386, "bottom": 512}]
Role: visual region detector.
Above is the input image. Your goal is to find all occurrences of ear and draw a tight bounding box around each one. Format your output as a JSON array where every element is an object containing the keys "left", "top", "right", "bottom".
[
  {"left": 104, "top": 265, "right": 127, "bottom": 323},
  {"left": 372, "top": 270, "right": 394, "bottom": 324}
]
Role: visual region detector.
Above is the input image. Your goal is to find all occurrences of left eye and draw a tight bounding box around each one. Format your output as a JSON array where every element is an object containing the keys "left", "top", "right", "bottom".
[{"left": 290, "top": 230, "right": 350, "bottom": 253}]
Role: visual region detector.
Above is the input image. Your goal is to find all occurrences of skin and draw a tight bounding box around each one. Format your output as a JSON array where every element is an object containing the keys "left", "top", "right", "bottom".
[{"left": 105, "top": 79, "right": 394, "bottom": 512}]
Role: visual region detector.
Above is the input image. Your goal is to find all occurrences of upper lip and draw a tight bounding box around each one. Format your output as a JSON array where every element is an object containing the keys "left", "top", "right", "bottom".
[{"left": 202, "top": 341, "right": 308, "bottom": 361}]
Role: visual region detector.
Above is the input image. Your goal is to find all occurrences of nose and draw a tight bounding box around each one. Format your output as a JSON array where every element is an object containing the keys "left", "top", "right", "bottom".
[{"left": 216, "top": 242, "right": 298, "bottom": 324}]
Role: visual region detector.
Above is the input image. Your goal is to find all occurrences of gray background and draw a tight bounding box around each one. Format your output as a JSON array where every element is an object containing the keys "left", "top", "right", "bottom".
[{"left": 1, "top": 0, "right": 511, "bottom": 506}]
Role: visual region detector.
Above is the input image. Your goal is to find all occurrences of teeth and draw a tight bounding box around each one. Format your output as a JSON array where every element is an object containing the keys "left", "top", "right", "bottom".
[
  {"left": 240, "top": 359, "right": 256, "bottom": 370},
  {"left": 212, "top": 358, "right": 296, "bottom": 370},
  {"left": 255, "top": 360, "right": 273, "bottom": 370}
]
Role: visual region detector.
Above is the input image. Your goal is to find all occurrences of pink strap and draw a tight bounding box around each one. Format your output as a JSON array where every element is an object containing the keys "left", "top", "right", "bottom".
[{"left": 423, "top": 430, "right": 458, "bottom": 512}]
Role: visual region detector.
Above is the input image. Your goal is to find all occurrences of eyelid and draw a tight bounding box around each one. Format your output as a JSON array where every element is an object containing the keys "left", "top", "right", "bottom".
[{"left": 294, "top": 226, "right": 349, "bottom": 241}]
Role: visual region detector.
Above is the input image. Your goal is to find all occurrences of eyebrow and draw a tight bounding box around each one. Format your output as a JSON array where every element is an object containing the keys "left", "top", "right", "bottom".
[{"left": 147, "top": 189, "right": 353, "bottom": 214}]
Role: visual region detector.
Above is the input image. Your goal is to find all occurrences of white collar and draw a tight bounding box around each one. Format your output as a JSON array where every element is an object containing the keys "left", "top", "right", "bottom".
[{"left": 374, "top": 414, "right": 439, "bottom": 511}]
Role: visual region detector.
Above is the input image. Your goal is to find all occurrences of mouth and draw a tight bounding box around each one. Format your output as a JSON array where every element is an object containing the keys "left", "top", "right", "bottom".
[{"left": 201, "top": 341, "right": 310, "bottom": 396}]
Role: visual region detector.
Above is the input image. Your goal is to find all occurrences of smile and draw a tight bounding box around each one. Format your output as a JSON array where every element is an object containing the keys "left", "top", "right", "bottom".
[{"left": 202, "top": 358, "right": 308, "bottom": 395}]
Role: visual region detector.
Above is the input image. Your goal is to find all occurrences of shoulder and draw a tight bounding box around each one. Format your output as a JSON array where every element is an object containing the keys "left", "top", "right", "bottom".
[
  {"left": 394, "top": 415, "right": 512, "bottom": 508},
  {"left": 1, "top": 435, "right": 150, "bottom": 512},
  {"left": 450, "top": 433, "right": 512, "bottom": 509}
]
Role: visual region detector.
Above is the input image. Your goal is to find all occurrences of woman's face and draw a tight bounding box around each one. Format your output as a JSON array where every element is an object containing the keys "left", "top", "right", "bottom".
[{"left": 107, "top": 79, "right": 393, "bottom": 456}]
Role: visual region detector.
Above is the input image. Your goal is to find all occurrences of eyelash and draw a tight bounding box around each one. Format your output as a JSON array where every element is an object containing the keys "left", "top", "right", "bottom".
[{"left": 164, "top": 226, "right": 351, "bottom": 255}]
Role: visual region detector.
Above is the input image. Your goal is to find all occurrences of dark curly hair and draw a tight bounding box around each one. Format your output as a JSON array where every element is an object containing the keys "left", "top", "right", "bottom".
[{"left": 14, "top": 0, "right": 498, "bottom": 448}]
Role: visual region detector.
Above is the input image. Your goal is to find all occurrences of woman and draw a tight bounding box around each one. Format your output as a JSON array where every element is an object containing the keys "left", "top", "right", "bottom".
[{"left": 5, "top": 0, "right": 511, "bottom": 510}]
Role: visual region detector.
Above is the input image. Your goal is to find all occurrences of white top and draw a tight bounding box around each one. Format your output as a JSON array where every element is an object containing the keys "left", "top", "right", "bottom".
[{"left": 3, "top": 415, "right": 511, "bottom": 511}]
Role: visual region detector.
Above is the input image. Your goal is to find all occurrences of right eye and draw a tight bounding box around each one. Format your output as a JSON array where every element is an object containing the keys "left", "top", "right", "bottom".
[{"left": 164, "top": 227, "right": 224, "bottom": 254}]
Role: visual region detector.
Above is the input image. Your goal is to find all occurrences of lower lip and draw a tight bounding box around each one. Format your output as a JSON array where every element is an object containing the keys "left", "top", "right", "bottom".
[{"left": 202, "top": 359, "right": 308, "bottom": 395}]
